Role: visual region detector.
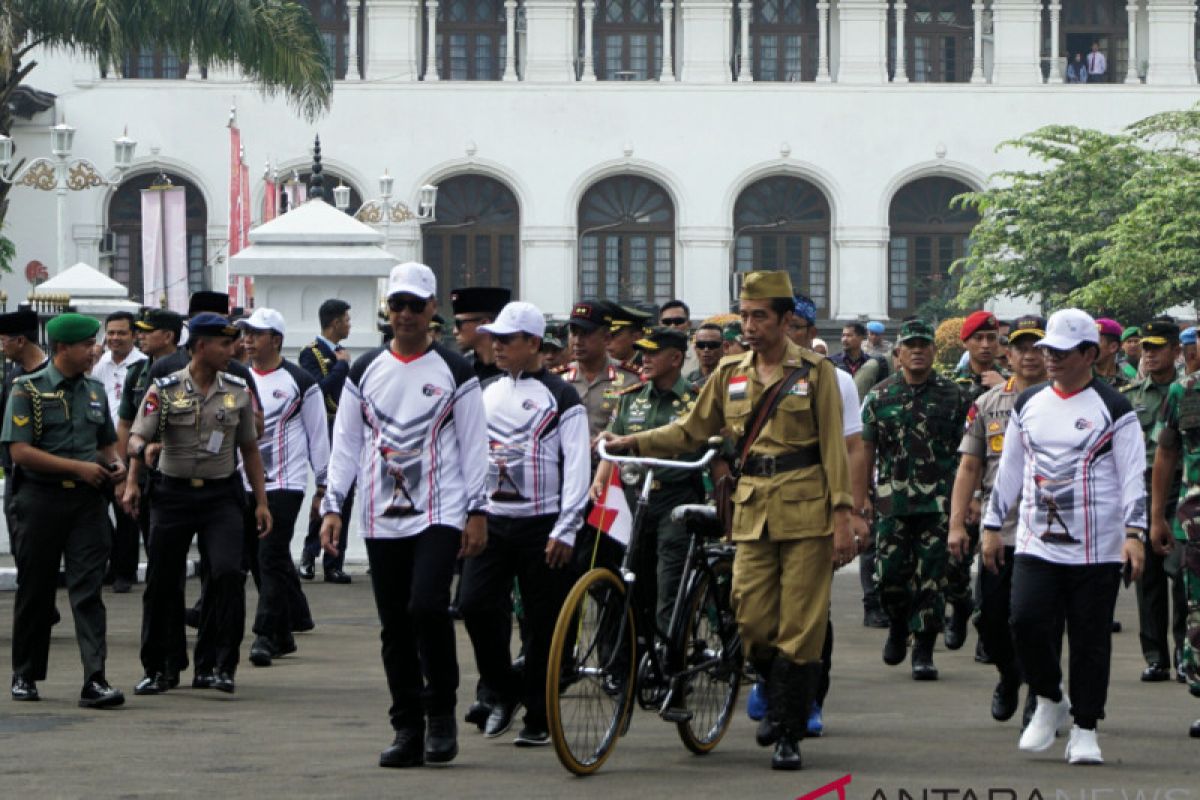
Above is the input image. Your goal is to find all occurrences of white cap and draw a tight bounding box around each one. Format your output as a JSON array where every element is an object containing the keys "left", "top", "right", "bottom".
[
  {"left": 1037, "top": 308, "right": 1099, "bottom": 350},
  {"left": 479, "top": 301, "right": 546, "bottom": 339},
  {"left": 387, "top": 262, "right": 436, "bottom": 300},
  {"left": 240, "top": 307, "right": 286, "bottom": 337}
]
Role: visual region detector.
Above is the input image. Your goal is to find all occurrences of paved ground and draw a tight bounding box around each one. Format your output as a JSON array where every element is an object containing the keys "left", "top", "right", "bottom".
[{"left": 1, "top": 566, "right": 1198, "bottom": 799}]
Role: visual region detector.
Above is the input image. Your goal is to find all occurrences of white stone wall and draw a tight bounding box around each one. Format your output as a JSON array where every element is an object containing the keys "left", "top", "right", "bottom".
[{"left": 3, "top": 0, "right": 1198, "bottom": 322}]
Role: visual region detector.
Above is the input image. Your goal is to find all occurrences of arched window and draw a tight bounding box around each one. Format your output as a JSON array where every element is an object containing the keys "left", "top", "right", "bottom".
[
  {"left": 733, "top": 176, "right": 831, "bottom": 315},
  {"left": 107, "top": 173, "right": 209, "bottom": 303},
  {"left": 591, "top": 0, "right": 663, "bottom": 80},
  {"left": 422, "top": 175, "right": 521, "bottom": 311},
  {"left": 431, "top": 0, "right": 509, "bottom": 80},
  {"left": 750, "top": 0, "right": 818, "bottom": 81},
  {"left": 890, "top": 0, "right": 974, "bottom": 82},
  {"left": 578, "top": 175, "right": 674, "bottom": 304},
  {"left": 887, "top": 176, "right": 978, "bottom": 318},
  {"left": 1055, "top": 0, "right": 1127, "bottom": 83}
]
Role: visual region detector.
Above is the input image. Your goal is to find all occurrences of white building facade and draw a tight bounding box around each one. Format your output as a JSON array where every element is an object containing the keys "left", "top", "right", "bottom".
[{"left": 4, "top": 0, "right": 1200, "bottom": 324}]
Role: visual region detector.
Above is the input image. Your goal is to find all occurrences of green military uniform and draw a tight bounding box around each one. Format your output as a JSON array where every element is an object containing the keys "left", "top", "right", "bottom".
[
  {"left": 132, "top": 314, "right": 258, "bottom": 687},
  {"left": 607, "top": 333, "right": 702, "bottom": 634},
  {"left": 862, "top": 322, "right": 967, "bottom": 638},
  {"left": 1129, "top": 320, "right": 1188, "bottom": 676},
  {"left": 632, "top": 272, "right": 851, "bottom": 762},
  {"left": 2, "top": 314, "right": 120, "bottom": 698},
  {"left": 1095, "top": 368, "right": 1132, "bottom": 390},
  {"left": 1157, "top": 370, "right": 1200, "bottom": 697}
]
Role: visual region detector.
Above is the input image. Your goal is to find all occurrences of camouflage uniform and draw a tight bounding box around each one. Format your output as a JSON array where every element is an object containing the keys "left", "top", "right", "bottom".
[
  {"left": 1156, "top": 372, "right": 1200, "bottom": 695},
  {"left": 863, "top": 368, "right": 967, "bottom": 635},
  {"left": 1094, "top": 368, "right": 1132, "bottom": 390}
]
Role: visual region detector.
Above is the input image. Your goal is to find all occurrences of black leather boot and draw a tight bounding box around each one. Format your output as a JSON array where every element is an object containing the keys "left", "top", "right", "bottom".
[
  {"left": 882, "top": 619, "right": 908, "bottom": 666},
  {"left": 911, "top": 633, "right": 938, "bottom": 681},
  {"left": 752, "top": 651, "right": 780, "bottom": 747},
  {"left": 769, "top": 658, "right": 815, "bottom": 771}
]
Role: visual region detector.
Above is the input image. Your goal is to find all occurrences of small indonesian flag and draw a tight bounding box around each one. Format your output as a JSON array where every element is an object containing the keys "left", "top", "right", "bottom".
[
  {"left": 587, "top": 468, "right": 632, "bottom": 546},
  {"left": 728, "top": 375, "right": 748, "bottom": 401}
]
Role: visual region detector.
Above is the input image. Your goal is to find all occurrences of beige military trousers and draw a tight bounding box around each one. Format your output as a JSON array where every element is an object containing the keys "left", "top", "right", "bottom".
[{"left": 732, "top": 533, "right": 833, "bottom": 664}]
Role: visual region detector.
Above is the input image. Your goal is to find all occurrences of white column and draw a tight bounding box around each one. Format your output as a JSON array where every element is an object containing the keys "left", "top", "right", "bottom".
[
  {"left": 836, "top": 0, "right": 889, "bottom": 83},
  {"left": 365, "top": 0, "right": 422, "bottom": 82},
  {"left": 1146, "top": 0, "right": 1198, "bottom": 85},
  {"left": 738, "top": 0, "right": 752, "bottom": 80},
  {"left": 1125, "top": 0, "right": 1140, "bottom": 82},
  {"left": 833, "top": 227, "right": 890, "bottom": 319},
  {"left": 503, "top": 0, "right": 519, "bottom": 79},
  {"left": 970, "top": 1, "right": 986, "bottom": 82},
  {"left": 678, "top": 0, "right": 735, "bottom": 82},
  {"left": 661, "top": 1, "right": 676, "bottom": 79},
  {"left": 816, "top": 0, "right": 832, "bottom": 81},
  {"left": 1048, "top": 0, "right": 1062, "bottom": 82},
  {"left": 425, "top": 0, "right": 440, "bottom": 80},
  {"left": 348, "top": 0, "right": 362, "bottom": 79},
  {"left": 892, "top": 1, "right": 908, "bottom": 82},
  {"left": 583, "top": 0, "right": 598, "bottom": 80},
  {"left": 185, "top": 58, "right": 202, "bottom": 81},
  {"left": 523, "top": 0, "right": 577, "bottom": 81},
  {"left": 989, "top": 1, "right": 1043, "bottom": 85}
]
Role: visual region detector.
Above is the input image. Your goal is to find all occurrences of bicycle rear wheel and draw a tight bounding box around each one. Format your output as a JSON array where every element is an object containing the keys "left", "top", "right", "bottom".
[
  {"left": 546, "top": 567, "right": 637, "bottom": 775},
  {"left": 674, "top": 556, "right": 742, "bottom": 754}
]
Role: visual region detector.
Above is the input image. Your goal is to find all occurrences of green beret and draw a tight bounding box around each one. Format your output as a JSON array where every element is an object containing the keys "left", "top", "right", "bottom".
[
  {"left": 46, "top": 313, "right": 100, "bottom": 345},
  {"left": 1120, "top": 326, "right": 1141, "bottom": 343},
  {"left": 740, "top": 270, "right": 794, "bottom": 301}
]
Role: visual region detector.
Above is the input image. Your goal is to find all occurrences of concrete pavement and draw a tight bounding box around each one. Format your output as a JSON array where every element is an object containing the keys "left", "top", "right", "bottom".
[{"left": 0, "top": 567, "right": 1197, "bottom": 799}]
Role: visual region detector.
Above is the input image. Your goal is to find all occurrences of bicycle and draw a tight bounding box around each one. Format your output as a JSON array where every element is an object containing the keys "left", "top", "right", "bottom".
[{"left": 546, "top": 437, "right": 743, "bottom": 776}]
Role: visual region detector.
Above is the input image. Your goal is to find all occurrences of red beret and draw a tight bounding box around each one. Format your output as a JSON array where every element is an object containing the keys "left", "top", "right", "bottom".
[{"left": 961, "top": 310, "right": 999, "bottom": 342}]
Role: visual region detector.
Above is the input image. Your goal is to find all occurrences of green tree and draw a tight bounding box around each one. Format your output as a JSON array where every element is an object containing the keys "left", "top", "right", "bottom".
[
  {"left": 0, "top": 0, "right": 334, "bottom": 269},
  {"left": 953, "top": 107, "right": 1200, "bottom": 323}
]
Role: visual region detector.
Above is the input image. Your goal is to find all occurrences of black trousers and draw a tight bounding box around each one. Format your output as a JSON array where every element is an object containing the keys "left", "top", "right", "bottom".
[
  {"left": 460, "top": 515, "right": 572, "bottom": 730},
  {"left": 108, "top": 494, "right": 143, "bottom": 583},
  {"left": 1136, "top": 537, "right": 1187, "bottom": 668},
  {"left": 246, "top": 490, "right": 312, "bottom": 642},
  {"left": 11, "top": 482, "right": 110, "bottom": 683},
  {"left": 304, "top": 485, "right": 354, "bottom": 572},
  {"left": 141, "top": 477, "right": 246, "bottom": 676},
  {"left": 816, "top": 612, "right": 833, "bottom": 707},
  {"left": 366, "top": 527, "right": 461, "bottom": 732},
  {"left": 1010, "top": 554, "right": 1121, "bottom": 729},
  {"left": 977, "top": 545, "right": 1019, "bottom": 678}
]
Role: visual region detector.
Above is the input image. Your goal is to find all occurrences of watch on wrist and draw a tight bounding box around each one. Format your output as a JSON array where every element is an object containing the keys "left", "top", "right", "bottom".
[
  {"left": 972, "top": 490, "right": 984, "bottom": 501},
  {"left": 130, "top": 442, "right": 146, "bottom": 461},
  {"left": 1126, "top": 530, "right": 1146, "bottom": 543}
]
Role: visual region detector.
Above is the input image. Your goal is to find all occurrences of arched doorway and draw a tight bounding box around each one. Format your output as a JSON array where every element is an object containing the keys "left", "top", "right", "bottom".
[
  {"left": 422, "top": 174, "right": 521, "bottom": 311},
  {"left": 887, "top": 176, "right": 978, "bottom": 319},
  {"left": 577, "top": 175, "right": 675, "bottom": 305},
  {"left": 733, "top": 175, "right": 831, "bottom": 316},
  {"left": 107, "top": 172, "right": 208, "bottom": 303}
]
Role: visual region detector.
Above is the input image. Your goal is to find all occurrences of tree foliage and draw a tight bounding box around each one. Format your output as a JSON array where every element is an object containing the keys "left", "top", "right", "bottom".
[{"left": 953, "top": 107, "right": 1200, "bottom": 324}]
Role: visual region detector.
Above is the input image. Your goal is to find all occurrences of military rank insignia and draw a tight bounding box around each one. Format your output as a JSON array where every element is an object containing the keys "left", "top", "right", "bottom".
[
  {"left": 12, "top": 415, "right": 28, "bottom": 427},
  {"left": 224, "top": 394, "right": 237, "bottom": 409}
]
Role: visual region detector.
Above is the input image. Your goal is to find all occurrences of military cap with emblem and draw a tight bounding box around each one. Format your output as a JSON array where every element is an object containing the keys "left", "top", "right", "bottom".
[
  {"left": 740, "top": 270, "right": 794, "bottom": 300},
  {"left": 634, "top": 327, "right": 689, "bottom": 353},
  {"left": 1007, "top": 315, "right": 1046, "bottom": 343},
  {"left": 187, "top": 312, "right": 240, "bottom": 340},
  {"left": 450, "top": 287, "right": 511, "bottom": 317},
  {"left": 136, "top": 308, "right": 184, "bottom": 338},
  {"left": 568, "top": 300, "right": 615, "bottom": 332},
  {"left": 1140, "top": 318, "right": 1180, "bottom": 347},
  {"left": 45, "top": 312, "right": 101, "bottom": 344},
  {"left": 896, "top": 318, "right": 936, "bottom": 344},
  {"left": 187, "top": 290, "right": 230, "bottom": 317},
  {"left": 1121, "top": 325, "right": 1141, "bottom": 343},
  {"left": 0, "top": 307, "right": 40, "bottom": 337},
  {"left": 610, "top": 304, "right": 654, "bottom": 334}
]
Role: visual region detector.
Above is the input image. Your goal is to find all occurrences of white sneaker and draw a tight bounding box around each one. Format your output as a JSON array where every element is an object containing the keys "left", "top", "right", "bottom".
[
  {"left": 1018, "top": 695, "right": 1071, "bottom": 752},
  {"left": 1065, "top": 725, "right": 1103, "bottom": 764}
]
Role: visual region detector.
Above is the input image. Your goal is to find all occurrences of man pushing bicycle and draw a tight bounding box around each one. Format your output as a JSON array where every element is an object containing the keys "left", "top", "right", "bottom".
[{"left": 600, "top": 270, "right": 856, "bottom": 772}]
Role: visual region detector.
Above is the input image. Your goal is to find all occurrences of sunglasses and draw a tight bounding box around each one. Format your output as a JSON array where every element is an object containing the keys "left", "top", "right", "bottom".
[
  {"left": 661, "top": 317, "right": 688, "bottom": 326},
  {"left": 388, "top": 296, "right": 429, "bottom": 314},
  {"left": 454, "top": 315, "right": 487, "bottom": 328},
  {"left": 492, "top": 333, "right": 528, "bottom": 345},
  {"left": 694, "top": 341, "right": 722, "bottom": 350},
  {"left": 1041, "top": 346, "right": 1078, "bottom": 360}
]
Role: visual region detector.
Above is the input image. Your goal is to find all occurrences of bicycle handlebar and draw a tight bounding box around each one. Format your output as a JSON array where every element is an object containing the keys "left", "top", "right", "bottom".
[{"left": 597, "top": 439, "right": 720, "bottom": 471}]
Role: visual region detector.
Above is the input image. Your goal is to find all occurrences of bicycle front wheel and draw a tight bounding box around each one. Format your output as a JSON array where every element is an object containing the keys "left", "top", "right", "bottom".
[
  {"left": 674, "top": 556, "right": 743, "bottom": 754},
  {"left": 546, "top": 567, "right": 637, "bottom": 776}
]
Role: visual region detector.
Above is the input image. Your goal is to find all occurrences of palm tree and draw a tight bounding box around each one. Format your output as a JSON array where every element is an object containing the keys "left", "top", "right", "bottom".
[{"left": 0, "top": 0, "right": 334, "bottom": 233}]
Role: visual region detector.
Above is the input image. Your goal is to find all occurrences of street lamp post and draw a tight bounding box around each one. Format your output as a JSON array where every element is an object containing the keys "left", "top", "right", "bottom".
[
  {"left": 0, "top": 123, "right": 137, "bottom": 274},
  {"left": 337, "top": 171, "right": 438, "bottom": 249}
]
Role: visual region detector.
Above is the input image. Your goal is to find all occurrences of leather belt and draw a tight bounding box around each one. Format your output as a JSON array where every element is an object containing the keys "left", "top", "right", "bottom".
[
  {"left": 25, "top": 476, "right": 86, "bottom": 489},
  {"left": 157, "top": 474, "right": 238, "bottom": 490},
  {"left": 738, "top": 446, "right": 821, "bottom": 478}
]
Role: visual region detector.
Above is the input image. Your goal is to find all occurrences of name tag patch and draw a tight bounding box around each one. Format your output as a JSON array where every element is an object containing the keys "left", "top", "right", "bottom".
[{"left": 729, "top": 376, "right": 748, "bottom": 401}]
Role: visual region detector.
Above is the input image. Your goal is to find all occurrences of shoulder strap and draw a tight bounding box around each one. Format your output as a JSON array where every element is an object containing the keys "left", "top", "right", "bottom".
[
  {"left": 22, "top": 379, "right": 43, "bottom": 445},
  {"left": 309, "top": 344, "right": 330, "bottom": 377},
  {"left": 734, "top": 364, "right": 810, "bottom": 468}
]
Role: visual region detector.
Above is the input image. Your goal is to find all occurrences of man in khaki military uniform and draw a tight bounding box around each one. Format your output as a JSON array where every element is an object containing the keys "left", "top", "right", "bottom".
[
  {"left": 123, "top": 313, "right": 271, "bottom": 696},
  {"left": 557, "top": 301, "right": 641, "bottom": 438},
  {"left": 602, "top": 271, "right": 854, "bottom": 772}
]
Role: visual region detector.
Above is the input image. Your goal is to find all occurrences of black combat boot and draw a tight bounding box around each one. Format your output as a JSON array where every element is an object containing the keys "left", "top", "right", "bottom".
[
  {"left": 882, "top": 619, "right": 908, "bottom": 666},
  {"left": 911, "top": 633, "right": 939, "bottom": 681},
  {"left": 768, "top": 658, "right": 815, "bottom": 771},
  {"left": 752, "top": 651, "right": 781, "bottom": 746},
  {"left": 944, "top": 601, "right": 970, "bottom": 651}
]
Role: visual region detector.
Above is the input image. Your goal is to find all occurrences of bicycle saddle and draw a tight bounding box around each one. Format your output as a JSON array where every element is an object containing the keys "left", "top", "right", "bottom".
[{"left": 670, "top": 504, "right": 723, "bottom": 539}]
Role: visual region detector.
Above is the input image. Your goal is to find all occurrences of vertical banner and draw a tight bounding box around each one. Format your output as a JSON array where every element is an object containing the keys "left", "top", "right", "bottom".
[
  {"left": 238, "top": 151, "right": 253, "bottom": 308},
  {"left": 162, "top": 186, "right": 188, "bottom": 313},
  {"left": 228, "top": 119, "right": 245, "bottom": 308},
  {"left": 285, "top": 181, "right": 307, "bottom": 210},
  {"left": 263, "top": 176, "right": 278, "bottom": 223},
  {"left": 140, "top": 189, "right": 165, "bottom": 307}
]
